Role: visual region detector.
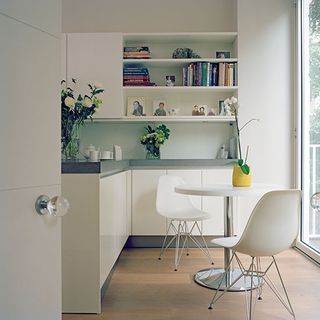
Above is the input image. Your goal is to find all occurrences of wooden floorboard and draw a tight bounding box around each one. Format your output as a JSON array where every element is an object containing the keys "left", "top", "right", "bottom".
[{"left": 63, "top": 248, "right": 320, "bottom": 320}]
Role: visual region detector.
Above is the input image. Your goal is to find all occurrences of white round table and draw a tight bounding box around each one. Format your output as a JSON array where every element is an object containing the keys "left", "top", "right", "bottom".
[{"left": 175, "top": 183, "right": 280, "bottom": 291}]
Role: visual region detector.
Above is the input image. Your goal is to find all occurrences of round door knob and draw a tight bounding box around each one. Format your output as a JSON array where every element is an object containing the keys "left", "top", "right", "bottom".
[
  {"left": 35, "top": 195, "right": 70, "bottom": 217},
  {"left": 310, "top": 192, "right": 320, "bottom": 213}
]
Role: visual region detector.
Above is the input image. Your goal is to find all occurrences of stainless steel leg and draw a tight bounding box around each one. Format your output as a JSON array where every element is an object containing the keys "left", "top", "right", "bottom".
[
  {"left": 194, "top": 196, "right": 259, "bottom": 291},
  {"left": 224, "top": 196, "right": 234, "bottom": 287}
]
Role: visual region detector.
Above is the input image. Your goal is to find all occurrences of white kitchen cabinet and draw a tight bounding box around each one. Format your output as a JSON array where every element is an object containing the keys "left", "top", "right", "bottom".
[
  {"left": 132, "top": 170, "right": 167, "bottom": 235},
  {"left": 202, "top": 169, "right": 236, "bottom": 235},
  {"left": 100, "top": 171, "right": 128, "bottom": 288},
  {"left": 67, "top": 33, "right": 123, "bottom": 118},
  {"left": 131, "top": 169, "right": 235, "bottom": 236},
  {"left": 62, "top": 171, "right": 130, "bottom": 314}
]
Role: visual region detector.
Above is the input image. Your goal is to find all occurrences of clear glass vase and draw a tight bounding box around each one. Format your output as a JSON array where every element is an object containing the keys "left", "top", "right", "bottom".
[
  {"left": 146, "top": 145, "right": 160, "bottom": 160},
  {"left": 61, "top": 124, "right": 80, "bottom": 160}
]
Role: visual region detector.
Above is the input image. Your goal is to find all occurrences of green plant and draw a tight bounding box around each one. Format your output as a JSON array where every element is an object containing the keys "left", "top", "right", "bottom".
[
  {"left": 224, "top": 96, "right": 259, "bottom": 175},
  {"left": 140, "top": 124, "right": 170, "bottom": 158},
  {"left": 61, "top": 79, "right": 104, "bottom": 158}
]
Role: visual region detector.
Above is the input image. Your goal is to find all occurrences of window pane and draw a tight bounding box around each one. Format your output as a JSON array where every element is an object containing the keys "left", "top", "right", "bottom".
[{"left": 301, "top": 0, "right": 320, "bottom": 253}]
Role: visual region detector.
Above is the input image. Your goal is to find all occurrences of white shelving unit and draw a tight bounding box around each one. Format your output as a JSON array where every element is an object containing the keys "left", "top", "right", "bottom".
[
  {"left": 123, "top": 32, "right": 238, "bottom": 120},
  {"left": 64, "top": 32, "right": 238, "bottom": 122}
]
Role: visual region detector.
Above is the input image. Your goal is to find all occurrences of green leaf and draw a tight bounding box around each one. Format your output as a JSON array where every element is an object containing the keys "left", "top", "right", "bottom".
[
  {"left": 241, "top": 164, "right": 250, "bottom": 175},
  {"left": 238, "top": 159, "right": 244, "bottom": 166},
  {"left": 94, "top": 88, "right": 104, "bottom": 94}
]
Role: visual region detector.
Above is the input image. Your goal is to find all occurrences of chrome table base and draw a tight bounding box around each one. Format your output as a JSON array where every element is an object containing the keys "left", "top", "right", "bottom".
[{"left": 194, "top": 268, "right": 259, "bottom": 291}]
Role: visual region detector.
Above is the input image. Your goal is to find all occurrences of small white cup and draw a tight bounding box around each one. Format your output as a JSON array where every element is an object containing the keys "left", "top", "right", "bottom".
[
  {"left": 89, "top": 150, "right": 100, "bottom": 162},
  {"left": 100, "top": 150, "right": 112, "bottom": 159}
]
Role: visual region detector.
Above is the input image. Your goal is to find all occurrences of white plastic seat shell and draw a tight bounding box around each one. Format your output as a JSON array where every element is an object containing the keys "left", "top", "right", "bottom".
[
  {"left": 156, "top": 175, "right": 212, "bottom": 221},
  {"left": 211, "top": 190, "right": 301, "bottom": 257}
]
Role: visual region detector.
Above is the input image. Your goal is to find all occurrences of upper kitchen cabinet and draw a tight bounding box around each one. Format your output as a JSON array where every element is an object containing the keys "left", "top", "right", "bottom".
[{"left": 66, "top": 33, "right": 123, "bottom": 118}]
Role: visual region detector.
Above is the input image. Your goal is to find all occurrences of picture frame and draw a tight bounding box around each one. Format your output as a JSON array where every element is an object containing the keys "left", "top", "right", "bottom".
[
  {"left": 153, "top": 100, "right": 167, "bottom": 116},
  {"left": 127, "top": 97, "right": 146, "bottom": 116},
  {"left": 216, "top": 51, "right": 231, "bottom": 59},
  {"left": 218, "top": 100, "right": 225, "bottom": 115},
  {"left": 165, "top": 75, "right": 176, "bottom": 87},
  {"left": 198, "top": 105, "right": 208, "bottom": 116}
]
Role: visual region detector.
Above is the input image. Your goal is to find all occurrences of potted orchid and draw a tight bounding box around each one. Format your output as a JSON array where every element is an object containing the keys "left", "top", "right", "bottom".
[
  {"left": 224, "top": 96, "right": 259, "bottom": 187},
  {"left": 61, "top": 79, "right": 104, "bottom": 160}
]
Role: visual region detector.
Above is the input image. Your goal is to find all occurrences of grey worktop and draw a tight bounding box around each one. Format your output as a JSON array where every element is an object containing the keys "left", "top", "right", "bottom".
[{"left": 62, "top": 159, "right": 234, "bottom": 177}]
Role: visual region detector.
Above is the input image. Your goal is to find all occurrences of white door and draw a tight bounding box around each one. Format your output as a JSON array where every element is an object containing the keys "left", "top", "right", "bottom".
[{"left": 0, "top": 2, "right": 62, "bottom": 320}]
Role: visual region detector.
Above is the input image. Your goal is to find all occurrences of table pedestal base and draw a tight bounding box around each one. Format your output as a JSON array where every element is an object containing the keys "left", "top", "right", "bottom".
[{"left": 194, "top": 268, "right": 260, "bottom": 292}]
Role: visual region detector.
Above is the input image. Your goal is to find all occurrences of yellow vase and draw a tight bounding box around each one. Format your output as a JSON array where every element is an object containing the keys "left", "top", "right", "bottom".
[{"left": 232, "top": 166, "right": 252, "bottom": 187}]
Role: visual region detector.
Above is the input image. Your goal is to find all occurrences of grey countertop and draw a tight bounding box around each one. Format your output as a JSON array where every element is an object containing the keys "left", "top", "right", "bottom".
[{"left": 62, "top": 159, "right": 235, "bottom": 177}]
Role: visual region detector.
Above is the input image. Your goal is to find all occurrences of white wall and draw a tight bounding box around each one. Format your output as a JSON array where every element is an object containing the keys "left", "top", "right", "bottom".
[
  {"left": 238, "top": 0, "right": 294, "bottom": 186},
  {"left": 62, "top": 0, "right": 237, "bottom": 33},
  {"left": 237, "top": 0, "right": 294, "bottom": 231},
  {"left": 63, "top": 0, "right": 294, "bottom": 174}
]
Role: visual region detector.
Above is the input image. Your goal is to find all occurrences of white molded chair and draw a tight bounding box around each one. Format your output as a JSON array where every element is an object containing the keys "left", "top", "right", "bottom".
[
  {"left": 208, "top": 190, "right": 301, "bottom": 320},
  {"left": 156, "top": 175, "right": 214, "bottom": 270}
]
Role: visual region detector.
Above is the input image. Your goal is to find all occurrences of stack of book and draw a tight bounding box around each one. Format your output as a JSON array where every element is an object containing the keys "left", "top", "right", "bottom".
[
  {"left": 123, "top": 67, "right": 156, "bottom": 86},
  {"left": 123, "top": 46, "right": 151, "bottom": 59},
  {"left": 182, "top": 62, "right": 237, "bottom": 86}
]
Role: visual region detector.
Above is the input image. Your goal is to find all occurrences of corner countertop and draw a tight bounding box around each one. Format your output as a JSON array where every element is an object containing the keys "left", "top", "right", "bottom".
[{"left": 62, "top": 159, "right": 234, "bottom": 177}]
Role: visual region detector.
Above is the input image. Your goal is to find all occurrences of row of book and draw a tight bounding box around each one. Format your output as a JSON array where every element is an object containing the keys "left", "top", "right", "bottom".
[
  {"left": 123, "top": 46, "right": 151, "bottom": 59},
  {"left": 123, "top": 67, "right": 156, "bottom": 86},
  {"left": 182, "top": 62, "right": 237, "bottom": 87}
]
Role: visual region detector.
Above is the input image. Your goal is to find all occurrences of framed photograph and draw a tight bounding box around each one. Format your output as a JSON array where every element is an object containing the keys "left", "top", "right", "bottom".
[
  {"left": 218, "top": 100, "right": 225, "bottom": 115},
  {"left": 198, "top": 105, "right": 208, "bottom": 116},
  {"left": 153, "top": 100, "right": 167, "bottom": 116},
  {"left": 127, "top": 97, "right": 146, "bottom": 116},
  {"left": 165, "top": 75, "right": 176, "bottom": 87},
  {"left": 216, "top": 51, "right": 231, "bottom": 59}
]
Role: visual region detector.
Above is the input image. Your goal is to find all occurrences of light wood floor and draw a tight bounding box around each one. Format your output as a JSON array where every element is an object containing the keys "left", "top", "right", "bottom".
[{"left": 63, "top": 248, "right": 320, "bottom": 320}]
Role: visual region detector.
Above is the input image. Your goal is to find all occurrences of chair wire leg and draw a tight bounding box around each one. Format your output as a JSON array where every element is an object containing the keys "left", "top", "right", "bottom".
[
  {"left": 257, "top": 257, "right": 263, "bottom": 300},
  {"left": 265, "top": 256, "right": 296, "bottom": 319},
  {"left": 174, "top": 222, "right": 182, "bottom": 271},
  {"left": 208, "top": 252, "right": 243, "bottom": 309},
  {"left": 248, "top": 257, "right": 258, "bottom": 320},
  {"left": 196, "top": 221, "right": 214, "bottom": 265},
  {"left": 243, "top": 257, "right": 253, "bottom": 320},
  {"left": 184, "top": 221, "right": 190, "bottom": 256},
  {"left": 158, "top": 220, "right": 175, "bottom": 260}
]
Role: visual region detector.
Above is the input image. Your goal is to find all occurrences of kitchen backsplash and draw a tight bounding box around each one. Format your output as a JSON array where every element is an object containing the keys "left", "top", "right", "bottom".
[{"left": 79, "top": 122, "right": 235, "bottom": 160}]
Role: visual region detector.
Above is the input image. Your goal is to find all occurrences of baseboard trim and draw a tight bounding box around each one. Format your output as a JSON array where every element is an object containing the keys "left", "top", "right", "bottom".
[{"left": 125, "top": 235, "right": 223, "bottom": 248}]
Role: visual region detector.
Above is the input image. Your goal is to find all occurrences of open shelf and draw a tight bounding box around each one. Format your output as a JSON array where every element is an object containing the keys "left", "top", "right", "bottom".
[
  {"left": 90, "top": 116, "right": 235, "bottom": 123},
  {"left": 123, "top": 86, "right": 238, "bottom": 93},
  {"left": 123, "top": 58, "right": 238, "bottom": 67},
  {"left": 123, "top": 32, "right": 238, "bottom": 44}
]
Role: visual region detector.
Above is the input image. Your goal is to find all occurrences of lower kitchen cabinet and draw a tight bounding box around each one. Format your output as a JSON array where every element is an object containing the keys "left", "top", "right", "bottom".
[
  {"left": 100, "top": 171, "right": 129, "bottom": 288},
  {"left": 131, "top": 168, "right": 235, "bottom": 236},
  {"left": 62, "top": 171, "right": 130, "bottom": 314},
  {"left": 131, "top": 170, "right": 167, "bottom": 235}
]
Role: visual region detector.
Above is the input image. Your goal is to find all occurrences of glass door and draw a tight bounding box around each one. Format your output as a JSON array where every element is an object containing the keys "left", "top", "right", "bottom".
[{"left": 298, "top": 0, "right": 320, "bottom": 262}]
